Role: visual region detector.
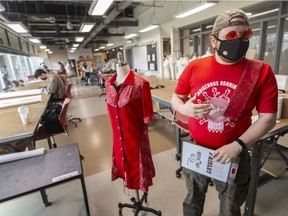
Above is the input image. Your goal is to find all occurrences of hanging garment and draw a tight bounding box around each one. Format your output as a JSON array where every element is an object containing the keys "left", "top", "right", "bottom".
[
  {"left": 163, "top": 56, "right": 171, "bottom": 80},
  {"left": 106, "top": 71, "right": 155, "bottom": 192}
]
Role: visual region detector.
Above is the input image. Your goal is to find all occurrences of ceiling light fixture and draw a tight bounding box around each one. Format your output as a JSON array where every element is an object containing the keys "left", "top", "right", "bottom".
[
  {"left": 0, "top": 3, "right": 5, "bottom": 11},
  {"left": 67, "top": 21, "right": 73, "bottom": 30},
  {"left": 73, "top": 44, "right": 79, "bottom": 47},
  {"left": 75, "top": 37, "right": 84, "bottom": 42},
  {"left": 29, "top": 38, "right": 41, "bottom": 44},
  {"left": 88, "top": 0, "right": 113, "bottom": 16},
  {"left": 175, "top": 1, "right": 217, "bottom": 19},
  {"left": 5, "top": 22, "right": 29, "bottom": 33},
  {"left": 124, "top": 33, "right": 138, "bottom": 39},
  {"left": 106, "top": 43, "right": 114, "bottom": 47},
  {"left": 79, "top": 23, "right": 95, "bottom": 33},
  {"left": 39, "top": 45, "right": 47, "bottom": 49},
  {"left": 248, "top": 8, "right": 279, "bottom": 19},
  {"left": 139, "top": 24, "right": 159, "bottom": 33}
]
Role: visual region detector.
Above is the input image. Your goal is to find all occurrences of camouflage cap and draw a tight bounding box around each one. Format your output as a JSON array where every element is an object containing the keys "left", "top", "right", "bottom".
[{"left": 212, "top": 9, "right": 250, "bottom": 34}]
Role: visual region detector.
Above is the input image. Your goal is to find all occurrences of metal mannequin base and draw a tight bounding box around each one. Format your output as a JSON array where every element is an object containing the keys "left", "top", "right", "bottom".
[{"left": 118, "top": 191, "right": 161, "bottom": 216}]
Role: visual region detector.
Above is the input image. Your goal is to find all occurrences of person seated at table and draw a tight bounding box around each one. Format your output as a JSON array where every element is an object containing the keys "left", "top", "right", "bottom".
[
  {"left": 82, "top": 62, "right": 91, "bottom": 85},
  {"left": 34, "top": 69, "right": 66, "bottom": 102}
]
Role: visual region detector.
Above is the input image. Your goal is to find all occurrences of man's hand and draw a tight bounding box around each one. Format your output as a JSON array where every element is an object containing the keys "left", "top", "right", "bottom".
[
  {"left": 182, "top": 94, "right": 211, "bottom": 119},
  {"left": 213, "top": 142, "right": 242, "bottom": 164}
]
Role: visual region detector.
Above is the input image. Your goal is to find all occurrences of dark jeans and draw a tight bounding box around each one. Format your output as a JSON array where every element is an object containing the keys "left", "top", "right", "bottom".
[{"left": 183, "top": 149, "right": 250, "bottom": 216}]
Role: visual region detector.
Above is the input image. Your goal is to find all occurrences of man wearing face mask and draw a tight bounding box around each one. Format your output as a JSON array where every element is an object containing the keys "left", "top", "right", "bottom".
[
  {"left": 171, "top": 9, "right": 278, "bottom": 216},
  {"left": 34, "top": 69, "right": 66, "bottom": 101}
]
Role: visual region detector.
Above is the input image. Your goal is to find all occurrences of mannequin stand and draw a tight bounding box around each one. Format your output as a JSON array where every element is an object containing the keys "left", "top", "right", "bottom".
[{"left": 118, "top": 190, "right": 161, "bottom": 216}]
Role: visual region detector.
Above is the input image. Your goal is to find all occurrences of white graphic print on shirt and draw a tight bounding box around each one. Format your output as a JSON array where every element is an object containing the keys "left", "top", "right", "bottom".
[{"left": 196, "top": 81, "right": 236, "bottom": 133}]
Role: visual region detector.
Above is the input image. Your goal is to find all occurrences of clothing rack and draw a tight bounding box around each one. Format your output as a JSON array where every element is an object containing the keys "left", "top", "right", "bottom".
[{"left": 118, "top": 190, "right": 161, "bottom": 216}]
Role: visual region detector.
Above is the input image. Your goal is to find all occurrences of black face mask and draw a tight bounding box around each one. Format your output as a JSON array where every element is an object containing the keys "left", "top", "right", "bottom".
[
  {"left": 214, "top": 36, "right": 249, "bottom": 62},
  {"left": 40, "top": 77, "right": 47, "bottom": 80}
]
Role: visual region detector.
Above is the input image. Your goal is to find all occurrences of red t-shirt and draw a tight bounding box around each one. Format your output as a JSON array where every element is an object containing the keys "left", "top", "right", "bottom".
[{"left": 175, "top": 56, "right": 278, "bottom": 149}]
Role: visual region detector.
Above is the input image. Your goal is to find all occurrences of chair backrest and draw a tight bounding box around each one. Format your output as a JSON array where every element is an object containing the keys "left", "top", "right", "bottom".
[
  {"left": 172, "top": 110, "right": 189, "bottom": 132},
  {"left": 65, "top": 83, "right": 73, "bottom": 98},
  {"left": 58, "top": 97, "right": 72, "bottom": 134}
]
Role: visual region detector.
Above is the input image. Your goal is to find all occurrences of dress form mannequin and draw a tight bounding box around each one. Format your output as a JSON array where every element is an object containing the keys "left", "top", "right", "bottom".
[
  {"left": 163, "top": 55, "right": 171, "bottom": 80},
  {"left": 106, "top": 52, "right": 161, "bottom": 216},
  {"left": 176, "top": 55, "right": 189, "bottom": 79},
  {"left": 115, "top": 52, "right": 130, "bottom": 85},
  {"left": 169, "top": 53, "right": 177, "bottom": 80}
]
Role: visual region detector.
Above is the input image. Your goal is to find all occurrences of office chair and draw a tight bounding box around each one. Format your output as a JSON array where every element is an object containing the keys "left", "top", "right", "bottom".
[
  {"left": 66, "top": 83, "right": 82, "bottom": 127},
  {"left": 172, "top": 111, "right": 190, "bottom": 178},
  {"left": 34, "top": 97, "right": 71, "bottom": 149},
  {"left": 172, "top": 111, "right": 214, "bottom": 186},
  {"left": 97, "top": 73, "right": 106, "bottom": 98}
]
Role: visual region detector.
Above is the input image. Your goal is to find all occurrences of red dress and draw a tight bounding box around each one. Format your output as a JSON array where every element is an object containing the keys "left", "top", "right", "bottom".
[{"left": 106, "top": 71, "right": 155, "bottom": 192}]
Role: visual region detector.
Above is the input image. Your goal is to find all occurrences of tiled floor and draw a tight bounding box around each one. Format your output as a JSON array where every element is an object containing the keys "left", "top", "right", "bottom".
[{"left": 1, "top": 78, "right": 288, "bottom": 216}]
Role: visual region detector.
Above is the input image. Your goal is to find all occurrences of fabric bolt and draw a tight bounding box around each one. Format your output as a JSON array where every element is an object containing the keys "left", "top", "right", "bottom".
[
  {"left": 175, "top": 55, "right": 278, "bottom": 149},
  {"left": 106, "top": 71, "right": 155, "bottom": 192}
]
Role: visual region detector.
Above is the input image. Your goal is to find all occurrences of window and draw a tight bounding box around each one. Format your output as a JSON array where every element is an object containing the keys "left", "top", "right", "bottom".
[
  {"left": 263, "top": 20, "right": 277, "bottom": 66},
  {"left": 279, "top": 17, "right": 288, "bottom": 75}
]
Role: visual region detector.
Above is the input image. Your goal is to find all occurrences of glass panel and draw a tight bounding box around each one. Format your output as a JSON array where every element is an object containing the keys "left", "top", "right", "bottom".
[
  {"left": 19, "top": 56, "right": 29, "bottom": 80},
  {"left": 249, "top": 23, "right": 261, "bottom": 60},
  {"left": 0, "top": 53, "right": 13, "bottom": 89},
  {"left": 279, "top": 17, "right": 288, "bottom": 75},
  {"left": 203, "top": 34, "right": 213, "bottom": 56},
  {"left": 183, "top": 37, "right": 190, "bottom": 57},
  {"left": 263, "top": 20, "right": 277, "bottom": 66},
  {"left": 10, "top": 55, "right": 25, "bottom": 81}
]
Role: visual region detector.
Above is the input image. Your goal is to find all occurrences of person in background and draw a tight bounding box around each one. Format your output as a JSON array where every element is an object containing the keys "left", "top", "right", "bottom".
[
  {"left": 34, "top": 69, "right": 66, "bottom": 102},
  {"left": 171, "top": 9, "right": 278, "bottom": 216},
  {"left": 57, "top": 62, "right": 66, "bottom": 75},
  {"left": 81, "top": 62, "right": 91, "bottom": 85},
  {"left": 40, "top": 62, "right": 49, "bottom": 72}
]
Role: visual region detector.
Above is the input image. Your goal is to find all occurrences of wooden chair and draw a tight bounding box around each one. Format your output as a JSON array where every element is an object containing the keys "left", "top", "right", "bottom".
[{"left": 34, "top": 97, "right": 71, "bottom": 149}]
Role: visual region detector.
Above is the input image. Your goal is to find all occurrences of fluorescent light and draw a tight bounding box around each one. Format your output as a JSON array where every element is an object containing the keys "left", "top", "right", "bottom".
[
  {"left": 39, "top": 45, "right": 47, "bottom": 49},
  {"left": 79, "top": 23, "right": 95, "bottom": 33},
  {"left": 89, "top": 0, "right": 113, "bottom": 16},
  {"left": 71, "top": 47, "right": 76, "bottom": 50},
  {"left": 48, "top": 51, "right": 53, "bottom": 54},
  {"left": 75, "top": 37, "right": 84, "bottom": 42},
  {"left": 94, "top": 48, "right": 100, "bottom": 51},
  {"left": 70, "top": 50, "right": 74, "bottom": 53},
  {"left": 66, "top": 21, "right": 73, "bottom": 30},
  {"left": 139, "top": 24, "right": 159, "bottom": 33},
  {"left": 126, "top": 39, "right": 133, "bottom": 44},
  {"left": 44, "top": 49, "right": 50, "bottom": 52},
  {"left": 175, "top": 2, "right": 216, "bottom": 19},
  {"left": 0, "top": 3, "right": 5, "bottom": 11},
  {"left": 5, "top": 22, "right": 29, "bottom": 33},
  {"left": 29, "top": 38, "right": 41, "bottom": 44},
  {"left": 106, "top": 43, "right": 114, "bottom": 47},
  {"left": 124, "top": 33, "right": 138, "bottom": 39},
  {"left": 99, "top": 46, "right": 105, "bottom": 49},
  {"left": 248, "top": 8, "right": 279, "bottom": 19},
  {"left": 73, "top": 44, "right": 79, "bottom": 47}
]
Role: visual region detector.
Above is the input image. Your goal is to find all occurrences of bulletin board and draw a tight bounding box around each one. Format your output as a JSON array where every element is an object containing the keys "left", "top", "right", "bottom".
[{"left": 147, "top": 43, "right": 157, "bottom": 71}]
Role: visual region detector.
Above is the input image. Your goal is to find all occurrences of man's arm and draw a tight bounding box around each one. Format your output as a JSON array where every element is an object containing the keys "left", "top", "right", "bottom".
[
  {"left": 214, "top": 112, "right": 277, "bottom": 163},
  {"left": 171, "top": 93, "right": 211, "bottom": 118}
]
